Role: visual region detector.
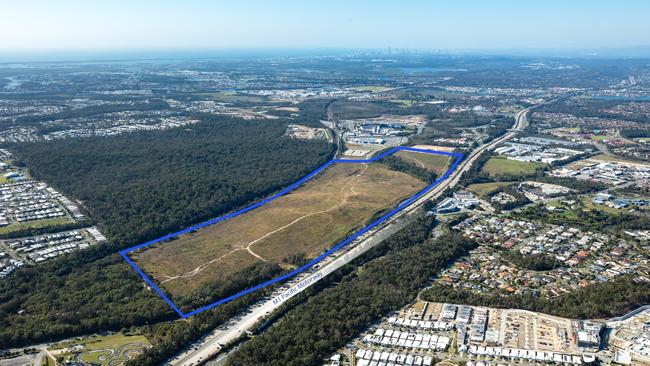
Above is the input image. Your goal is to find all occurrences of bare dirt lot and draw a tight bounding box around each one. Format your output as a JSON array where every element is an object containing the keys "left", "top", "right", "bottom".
[{"left": 132, "top": 162, "right": 426, "bottom": 298}]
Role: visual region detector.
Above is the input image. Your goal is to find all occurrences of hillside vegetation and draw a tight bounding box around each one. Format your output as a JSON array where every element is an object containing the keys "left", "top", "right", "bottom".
[
  {"left": 0, "top": 117, "right": 333, "bottom": 348},
  {"left": 11, "top": 117, "right": 333, "bottom": 246}
]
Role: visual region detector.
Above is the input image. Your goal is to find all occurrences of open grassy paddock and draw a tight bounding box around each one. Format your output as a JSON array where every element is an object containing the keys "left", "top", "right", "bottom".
[
  {"left": 394, "top": 150, "right": 451, "bottom": 176},
  {"left": 590, "top": 135, "right": 610, "bottom": 141},
  {"left": 481, "top": 157, "right": 546, "bottom": 178},
  {"left": 589, "top": 153, "right": 650, "bottom": 165},
  {"left": 132, "top": 161, "right": 427, "bottom": 300},
  {"left": 195, "top": 91, "right": 267, "bottom": 103},
  {"left": 467, "top": 181, "right": 514, "bottom": 197},
  {"left": 390, "top": 99, "right": 415, "bottom": 107},
  {"left": 0, "top": 216, "right": 72, "bottom": 236},
  {"left": 350, "top": 86, "right": 395, "bottom": 93}
]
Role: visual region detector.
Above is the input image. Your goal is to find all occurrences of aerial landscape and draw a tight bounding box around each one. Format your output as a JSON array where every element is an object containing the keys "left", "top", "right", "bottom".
[{"left": 0, "top": 1, "right": 649, "bottom": 366}]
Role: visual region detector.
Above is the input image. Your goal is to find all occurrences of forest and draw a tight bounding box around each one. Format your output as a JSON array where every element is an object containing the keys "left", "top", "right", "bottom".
[
  {"left": 0, "top": 117, "right": 334, "bottom": 348},
  {"left": 501, "top": 250, "right": 562, "bottom": 271},
  {"left": 621, "top": 128, "right": 650, "bottom": 138},
  {"left": 535, "top": 98, "right": 649, "bottom": 123},
  {"left": 488, "top": 185, "right": 531, "bottom": 211},
  {"left": 0, "top": 253, "right": 173, "bottom": 348},
  {"left": 11, "top": 116, "right": 334, "bottom": 247},
  {"left": 422, "top": 276, "right": 650, "bottom": 320},
  {"left": 516, "top": 201, "right": 650, "bottom": 234}
]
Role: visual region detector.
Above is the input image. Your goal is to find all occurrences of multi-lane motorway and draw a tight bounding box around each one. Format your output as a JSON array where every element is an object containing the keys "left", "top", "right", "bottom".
[{"left": 169, "top": 102, "right": 542, "bottom": 366}]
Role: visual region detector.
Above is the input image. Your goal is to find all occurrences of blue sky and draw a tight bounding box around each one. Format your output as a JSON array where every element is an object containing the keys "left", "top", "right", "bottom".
[{"left": 1, "top": 0, "right": 648, "bottom": 52}]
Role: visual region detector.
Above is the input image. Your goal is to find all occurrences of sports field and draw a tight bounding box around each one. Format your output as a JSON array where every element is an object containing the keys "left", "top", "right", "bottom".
[{"left": 132, "top": 162, "right": 427, "bottom": 299}]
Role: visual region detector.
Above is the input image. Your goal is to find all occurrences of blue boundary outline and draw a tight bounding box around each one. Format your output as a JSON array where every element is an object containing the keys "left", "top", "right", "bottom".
[{"left": 120, "top": 146, "right": 463, "bottom": 318}]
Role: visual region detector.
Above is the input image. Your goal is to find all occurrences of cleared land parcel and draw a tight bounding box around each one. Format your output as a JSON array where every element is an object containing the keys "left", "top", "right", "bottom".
[
  {"left": 131, "top": 157, "right": 438, "bottom": 305},
  {"left": 394, "top": 150, "right": 451, "bottom": 175},
  {"left": 481, "top": 157, "right": 546, "bottom": 177}
]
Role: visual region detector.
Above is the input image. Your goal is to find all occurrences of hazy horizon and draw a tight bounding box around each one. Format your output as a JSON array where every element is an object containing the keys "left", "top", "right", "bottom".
[
  {"left": 2, "top": 0, "right": 650, "bottom": 62},
  {"left": 2, "top": 45, "right": 650, "bottom": 64}
]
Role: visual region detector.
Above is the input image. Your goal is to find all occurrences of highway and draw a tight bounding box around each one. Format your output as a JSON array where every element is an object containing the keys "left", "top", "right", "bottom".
[
  {"left": 168, "top": 210, "right": 416, "bottom": 366},
  {"left": 168, "top": 101, "right": 544, "bottom": 366},
  {"left": 399, "top": 104, "right": 534, "bottom": 214}
]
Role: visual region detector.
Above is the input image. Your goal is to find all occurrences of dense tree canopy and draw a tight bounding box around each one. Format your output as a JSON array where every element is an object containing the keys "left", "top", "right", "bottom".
[
  {"left": 12, "top": 117, "right": 334, "bottom": 247},
  {"left": 501, "top": 250, "right": 562, "bottom": 271},
  {"left": 0, "top": 117, "right": 334, "bottom": 348},
  {"left": 422, "top": 276, "right": 650, "bottom": 320}
]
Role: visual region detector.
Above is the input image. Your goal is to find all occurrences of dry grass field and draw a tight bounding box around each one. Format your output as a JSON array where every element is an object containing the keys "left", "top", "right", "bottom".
[
  {"left": 481, "top": 157, "right": 546, "bottom": 177},
  {"left": 132, "top": 162, "right": 426, "bottom": 298},
  {"left": 394, "top": 150, "right": 451, "bottom": 176},
  {"left": 467, "top": 181, "right": 514, "bottom": 197}
]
